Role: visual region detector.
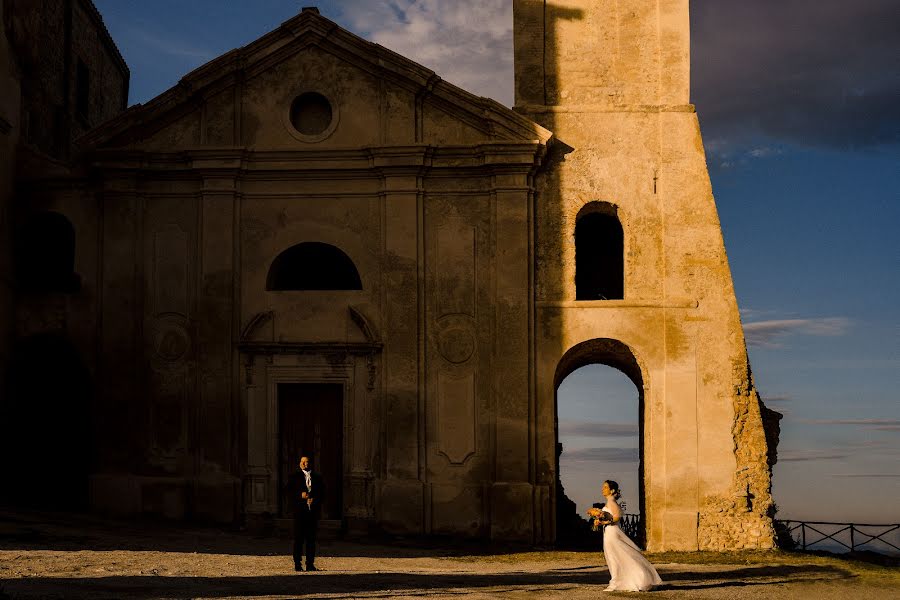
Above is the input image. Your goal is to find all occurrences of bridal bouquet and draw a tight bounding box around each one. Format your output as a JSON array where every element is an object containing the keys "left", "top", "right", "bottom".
[{"left": 586, "top": 507, "right": 610, "bottom": 531}]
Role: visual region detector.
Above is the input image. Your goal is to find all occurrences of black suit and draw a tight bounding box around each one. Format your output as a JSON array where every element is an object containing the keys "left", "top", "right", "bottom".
[{"left": 287, "top": 469, "right": 325, "bottom": 570}]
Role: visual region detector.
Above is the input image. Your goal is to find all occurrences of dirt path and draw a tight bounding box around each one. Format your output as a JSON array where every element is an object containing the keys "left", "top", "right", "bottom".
[{"left": 1, "top": 509, "right": 897, "bottom": 599}]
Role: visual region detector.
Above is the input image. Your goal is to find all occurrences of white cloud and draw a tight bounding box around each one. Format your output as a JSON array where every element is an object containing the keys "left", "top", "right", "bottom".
[
  {"left": 560, "top": 447, "right": 640, "bottom": 463},
  {"left": 125, "top": 27, "right": 215, "bottom": 61},
  {"left": 801, "top": 418, "right": 900, "bottom": 431},
  {"left": 558, "top": 421, "right": 639, "bottom": 437},
  {"left": 743, "top": 317, "right": 850, "bottom": 348},
  {"left": 779, "top": 449, "right": 848, "bottom": 462},
  {"left": 333, "top": 0, "right": 514, "bottom": 104},
  {"left": 767, "top": 358, "right": 900, "bottom": 370},
  {"left": 704, "top": 138, "right": 786, "bottom": 171},
  {"left": 747, "top": 146, "right": 783, "bottom": 158},
  {"left": 831, "top": 473, "right": 900, "bottom": 478},
  {"left": 762, "top": 394, "right": 793, "bottom": 403}
]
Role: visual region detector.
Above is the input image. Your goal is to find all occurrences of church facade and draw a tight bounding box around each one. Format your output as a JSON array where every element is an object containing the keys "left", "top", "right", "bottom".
[{"left": 4, "top": 1, "right": 778, "bottom": 551}]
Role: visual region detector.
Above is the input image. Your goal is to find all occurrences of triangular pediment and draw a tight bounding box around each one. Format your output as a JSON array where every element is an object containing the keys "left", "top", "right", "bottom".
[{"left": 77, "top": 9, "right": 550, "bottom": 152}]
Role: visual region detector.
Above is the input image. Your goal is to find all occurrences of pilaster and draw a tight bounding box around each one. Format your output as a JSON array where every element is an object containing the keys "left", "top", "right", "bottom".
[
  {"left": 195, "top": 174, "right": 239, "bottom": 521},
  {"left": 379, "top": 169, "right": 425, "bottom": 533},
  {"left": 98, "top": 177, "right": 142, "bottom": 469}
]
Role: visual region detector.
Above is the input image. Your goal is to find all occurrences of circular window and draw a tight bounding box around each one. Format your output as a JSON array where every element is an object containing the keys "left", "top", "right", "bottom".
[{"left": 289, "top": 92, "right": 333, "bottom": 136}]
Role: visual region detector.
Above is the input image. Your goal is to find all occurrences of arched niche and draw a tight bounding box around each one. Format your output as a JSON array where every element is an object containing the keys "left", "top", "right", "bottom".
[
  {"left": 15, "top": 211, "right": 81, "bottom": 293},
  {"left": 574, "top": 202, "right": 623, "bottom": 300},
  {"left": 266, "top": 242, "right": 362, "bottom": 291}
]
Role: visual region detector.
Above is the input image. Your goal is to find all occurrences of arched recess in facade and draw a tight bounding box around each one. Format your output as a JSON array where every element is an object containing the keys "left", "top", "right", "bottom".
[
  {"left": 266, "top": 242, "right": 362, "bottom": 291},
  {"left": 14, "top": 211, "right": 81, "bottom": 293},
  {"left": 553, "top": 338, "right": 647, "bottom": 546},
  {"left": 0, "top": 333, "right": 93, "bottom": 508}
]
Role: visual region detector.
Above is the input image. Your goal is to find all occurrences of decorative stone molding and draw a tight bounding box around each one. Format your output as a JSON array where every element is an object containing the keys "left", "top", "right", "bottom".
[
  {"left": 349, "top": 306, "right": 381, "bottom": 392},
  {"left": 150, "top": 314, "right": 190, "bottom": 363},
  {"left": 283, "top": 89, "right": 340, "bottom": 143},
  {"left": 436, "top": 369, "right": 476, "bottom": 465},
  {"left": 240, "top": 310, "right": 275, "bottom": 342},
  {"left": 238, "top": 340, "right": 381, "bottom": 356},
  {"left": 348, "top": 305, "right": 380, "bottom": 344}
]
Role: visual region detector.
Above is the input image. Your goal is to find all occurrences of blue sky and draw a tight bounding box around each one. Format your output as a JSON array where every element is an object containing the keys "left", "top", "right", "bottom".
[{"left": 92, "top": 0, "right": 899, "bottom": 523}]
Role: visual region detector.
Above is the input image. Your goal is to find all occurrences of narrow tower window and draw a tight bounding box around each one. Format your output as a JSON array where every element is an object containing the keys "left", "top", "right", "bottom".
[{"left": 575, "top": 204, "right": 624, "bottom": 300}]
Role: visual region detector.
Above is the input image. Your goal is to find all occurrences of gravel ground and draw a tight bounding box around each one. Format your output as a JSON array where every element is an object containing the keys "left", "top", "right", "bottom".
[{"left": 1, "top": 509, "right": 898, "bottom": 599}]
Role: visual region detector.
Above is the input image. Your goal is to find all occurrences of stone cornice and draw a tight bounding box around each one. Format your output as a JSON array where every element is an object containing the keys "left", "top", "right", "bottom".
[
  {"left": 24, "top": 145, "right": 548, "bottom": 195},
  {"left": 515, "top": 103, "right": 696, "bottom": 114},
  {"left": 536, "top": 299, "right": 699, "bottom": 309},
  {"left": 86, "top": 143, "right": 548, "bottom": 175},
  {"left": 238, "top": 341, "right": 382, "bottom": 356}
]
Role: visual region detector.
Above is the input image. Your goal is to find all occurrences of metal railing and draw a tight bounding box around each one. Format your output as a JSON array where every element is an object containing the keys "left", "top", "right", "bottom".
[
  {"left": 619, "top": 513, "right": 643, "bottom": 545},
  {"left": 777, "top": 520, "right": 900, "bottom": 553}
]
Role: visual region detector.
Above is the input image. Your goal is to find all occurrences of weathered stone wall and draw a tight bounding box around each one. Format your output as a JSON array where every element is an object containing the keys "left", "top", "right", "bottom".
[
  {"left": 515, "top": 0, "right": 776, "bottom": 551},
  {"left": 697, "top": 362, "right": 778, "bottom": 550},
  {"left": 3, "top": 0, "right": 127, "bottom": 159},
  {"left": 69, "top": 0, "right": 128, "bottom": 136},
  {"left": 3, "top": 0, "right": 66, "bottom": 158}
]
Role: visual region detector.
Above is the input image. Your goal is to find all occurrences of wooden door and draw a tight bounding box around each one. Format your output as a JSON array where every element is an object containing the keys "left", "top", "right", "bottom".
[{"left": 278, "top": 383, "right": 343, "bottom": 519}]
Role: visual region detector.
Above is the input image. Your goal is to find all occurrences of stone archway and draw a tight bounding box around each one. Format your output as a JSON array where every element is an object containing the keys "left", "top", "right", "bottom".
[
  {"left": 553, "top": 338, "right": 648, "bottom": 548},
  {"left": 0, "top": 333, "right": 93, "bottom": 508}
]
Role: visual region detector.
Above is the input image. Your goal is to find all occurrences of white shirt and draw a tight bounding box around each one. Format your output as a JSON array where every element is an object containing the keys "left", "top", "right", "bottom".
[{"left": 302, "top": 469, "right": 312, "bottom": 490}]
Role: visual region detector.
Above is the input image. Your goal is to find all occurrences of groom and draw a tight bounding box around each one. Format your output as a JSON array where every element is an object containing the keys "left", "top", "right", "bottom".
[{"left": 288, "top": 455, "right": 325, "bottom": 572}]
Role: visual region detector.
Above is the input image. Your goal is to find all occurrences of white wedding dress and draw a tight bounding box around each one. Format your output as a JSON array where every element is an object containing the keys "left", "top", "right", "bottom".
[{"left": 602, "top": 506, "right": 662, "bottom": 592}]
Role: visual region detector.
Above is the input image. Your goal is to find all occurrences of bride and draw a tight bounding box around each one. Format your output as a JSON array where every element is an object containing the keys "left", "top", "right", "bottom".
[{"left": 593, "top": 480, "right": 662, "bottom": 592}]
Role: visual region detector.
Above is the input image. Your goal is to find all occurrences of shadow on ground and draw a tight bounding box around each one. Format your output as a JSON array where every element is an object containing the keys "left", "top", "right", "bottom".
[
  {"left": 0, "top": 507, "right": 536, "bottom": 558},
  {"left": 0, "top": 565, "right": 854, "bottom": 600}
]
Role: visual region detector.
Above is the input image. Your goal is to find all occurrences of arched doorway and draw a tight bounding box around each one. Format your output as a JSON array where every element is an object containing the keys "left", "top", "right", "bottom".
[
  {"left": 0, "top": 334, "right": 93, "bottom": 509},
  {"left": 554, "top": 339, "right": 646, "bottom": 548}
]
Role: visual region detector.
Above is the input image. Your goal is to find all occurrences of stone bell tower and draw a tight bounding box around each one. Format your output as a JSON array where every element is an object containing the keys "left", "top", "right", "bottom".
[{"left": 514, "top": 0, "right": 778, "bottom": 551}]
